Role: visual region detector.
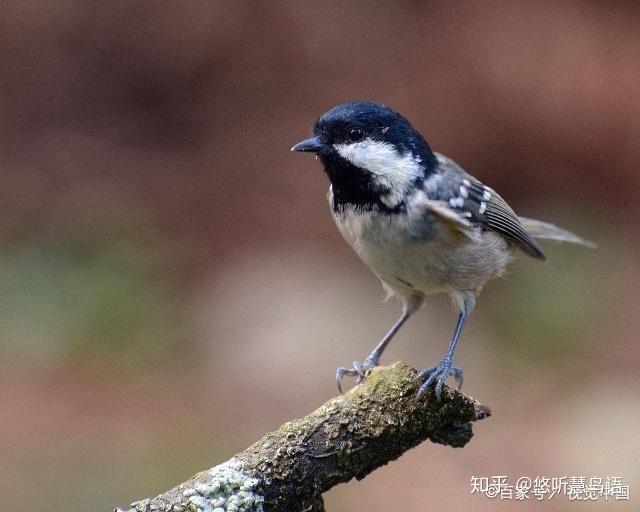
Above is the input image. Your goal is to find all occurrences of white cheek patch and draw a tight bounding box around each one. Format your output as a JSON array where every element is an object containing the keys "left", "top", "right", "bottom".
[{"left": 333, "top": 140, "right": 424, "bottom": 208}]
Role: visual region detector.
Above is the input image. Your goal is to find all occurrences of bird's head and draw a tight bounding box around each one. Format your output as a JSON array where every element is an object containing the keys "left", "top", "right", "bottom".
[{"left": 292, "top": 101, "right": 437, "bottom": 210}]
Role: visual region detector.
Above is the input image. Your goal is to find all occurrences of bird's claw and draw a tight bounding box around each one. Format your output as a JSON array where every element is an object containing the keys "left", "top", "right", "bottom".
[
  {"left": 336, "top": 359, "right": 377, "bottom": 393},
  {"left": 416, "top": 357, "right": 463, "bottom": 401}
]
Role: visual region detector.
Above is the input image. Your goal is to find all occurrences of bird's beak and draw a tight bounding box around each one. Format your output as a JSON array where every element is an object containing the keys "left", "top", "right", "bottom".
[{"left": 290, "top": 136, "right": 325, "bottom": 153}]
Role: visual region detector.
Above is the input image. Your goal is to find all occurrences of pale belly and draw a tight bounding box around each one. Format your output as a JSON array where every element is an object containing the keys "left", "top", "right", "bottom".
[{"left": 333, "top": 206, "right": 512, "bottom": 297}]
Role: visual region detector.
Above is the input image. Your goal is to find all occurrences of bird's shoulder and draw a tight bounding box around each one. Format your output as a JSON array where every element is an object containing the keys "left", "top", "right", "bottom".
[{"left": 420, "top": 153, "right": 545, "bottom": 260}]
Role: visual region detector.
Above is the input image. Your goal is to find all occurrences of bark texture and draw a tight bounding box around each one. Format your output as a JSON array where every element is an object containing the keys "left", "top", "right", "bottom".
[{"left": 118, "top": 362, "right": 490, "bottom": 512}]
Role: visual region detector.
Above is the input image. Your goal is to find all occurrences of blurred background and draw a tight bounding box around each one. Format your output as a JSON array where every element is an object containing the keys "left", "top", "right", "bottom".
[{"left": 0, "top": 1, "right": 638, "bottom": 510}]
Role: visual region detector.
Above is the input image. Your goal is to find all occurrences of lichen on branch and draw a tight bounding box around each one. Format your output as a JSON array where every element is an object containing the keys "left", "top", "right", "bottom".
[{"left": 118, "top": 362, "right": 490, "bottom": 512}]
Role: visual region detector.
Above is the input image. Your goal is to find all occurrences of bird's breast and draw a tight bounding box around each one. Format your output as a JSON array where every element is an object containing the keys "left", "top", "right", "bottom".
[
  {"left": 331, "top": 202, "right": 446, "bottom": 293},
  {"left": 330, "top": 192, "right": 513, "bottom": 297}
]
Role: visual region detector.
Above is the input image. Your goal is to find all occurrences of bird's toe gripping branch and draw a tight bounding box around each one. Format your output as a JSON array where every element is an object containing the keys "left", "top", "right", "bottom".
[
  {"left": 336, "top": 360, "right": 374, "bottom": 393},
  {"left": 417, "top": 358, "right": 464, "bottom": 401}
]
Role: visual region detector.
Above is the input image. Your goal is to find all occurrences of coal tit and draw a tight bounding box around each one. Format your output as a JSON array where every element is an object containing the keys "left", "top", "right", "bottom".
[{"left": 292, "top": 101, "right": 594, "bottom": 400}]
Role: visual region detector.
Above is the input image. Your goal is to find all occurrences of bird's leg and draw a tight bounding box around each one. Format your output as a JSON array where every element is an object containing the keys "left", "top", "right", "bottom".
[
  {"left": 418, "top": 297, "right": 473, "bottom": 400},
  {"left": 336, "top": 300, "right": 419, "bottom": 393}
]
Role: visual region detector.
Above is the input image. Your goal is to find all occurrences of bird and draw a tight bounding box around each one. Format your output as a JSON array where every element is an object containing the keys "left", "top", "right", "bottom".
[{"left": 291, "top": 100, "right": 594, "bottom": 400}]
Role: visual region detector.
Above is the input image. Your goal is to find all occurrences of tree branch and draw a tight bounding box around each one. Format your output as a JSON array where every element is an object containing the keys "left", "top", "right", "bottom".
[{"left": 116, "top": 362, "right": 490, "bottom": 512}]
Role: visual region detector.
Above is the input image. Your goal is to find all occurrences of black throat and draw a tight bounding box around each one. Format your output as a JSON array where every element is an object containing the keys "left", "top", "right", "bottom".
[
  {"left": 319, "top": 149, "right": 436, "bottom": 213},
  {"left": 319, "top": 151, "right": 388, "bottom": 211}
]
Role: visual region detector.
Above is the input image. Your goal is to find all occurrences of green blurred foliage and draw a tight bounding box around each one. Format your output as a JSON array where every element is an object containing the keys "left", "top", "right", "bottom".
[{"left": 0, "top": 237, "right": 182, "bottom": 369}]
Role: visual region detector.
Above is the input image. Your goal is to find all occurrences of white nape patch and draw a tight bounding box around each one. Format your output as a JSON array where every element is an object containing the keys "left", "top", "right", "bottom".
[
  {"left": 479, "top": 201, "right": 487, "bottom": 214},
  {"left": 435, "top": 153, "right": 449, "bottom": 165},
  {"left": 333, "top": 139, "right": 424, "bottom": 208}
]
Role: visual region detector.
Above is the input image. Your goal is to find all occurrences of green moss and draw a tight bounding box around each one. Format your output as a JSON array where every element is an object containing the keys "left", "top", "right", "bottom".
[{"left": 124, "top": 362, "right": 488, "bottom": 512}]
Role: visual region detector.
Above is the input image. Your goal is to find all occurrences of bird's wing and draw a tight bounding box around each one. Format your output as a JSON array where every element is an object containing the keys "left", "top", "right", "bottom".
[
  {"left": 432, "top": 154, "right": 546, "bottom": 260},
  {"left": 420, "top": 198, "right": 475, "bottom": 237}
]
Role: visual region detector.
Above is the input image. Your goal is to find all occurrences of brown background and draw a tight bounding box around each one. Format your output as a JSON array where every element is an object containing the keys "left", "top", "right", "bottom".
[{"left": 0, "top": 1, "right": 638, "bottom": 511}]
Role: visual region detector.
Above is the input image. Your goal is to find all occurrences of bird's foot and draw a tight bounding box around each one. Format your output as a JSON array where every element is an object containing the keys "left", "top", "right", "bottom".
[
  {"left": 336, "top": 357, "right": 378, "bottom": 393},
  {"left": 417, "top": 356, "right": 463, "bottom": 401}
]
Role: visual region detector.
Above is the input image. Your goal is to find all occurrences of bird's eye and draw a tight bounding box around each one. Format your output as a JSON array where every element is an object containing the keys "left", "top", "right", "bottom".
[{"left": 348, "top": 127, "right": 365, "bottom": 142}]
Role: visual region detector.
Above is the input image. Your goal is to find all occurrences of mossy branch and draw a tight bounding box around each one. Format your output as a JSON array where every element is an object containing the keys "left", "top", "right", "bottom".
[{"left": 117, "top": 362, "right": 490, "bottom": 512}]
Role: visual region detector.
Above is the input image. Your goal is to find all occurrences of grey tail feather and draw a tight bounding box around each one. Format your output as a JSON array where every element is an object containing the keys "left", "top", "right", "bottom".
[{"left": 519, "top": 217, "right": 597, "bottom": 248}]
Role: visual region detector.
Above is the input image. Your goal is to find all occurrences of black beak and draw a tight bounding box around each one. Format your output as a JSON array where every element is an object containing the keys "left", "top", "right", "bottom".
[{"left": 291, "top": 136, "right": 325, "bottom": 153}]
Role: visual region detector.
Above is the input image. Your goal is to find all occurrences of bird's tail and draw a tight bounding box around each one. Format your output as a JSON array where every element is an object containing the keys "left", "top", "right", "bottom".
[{"left": 518, "top": 217, "right": 596, "bottom": 248}]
